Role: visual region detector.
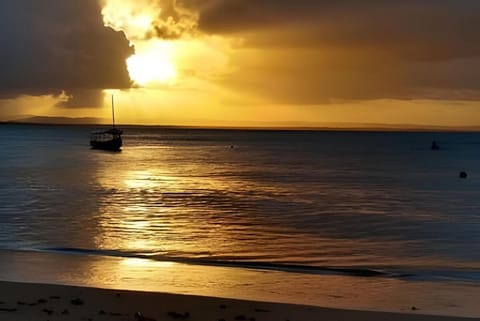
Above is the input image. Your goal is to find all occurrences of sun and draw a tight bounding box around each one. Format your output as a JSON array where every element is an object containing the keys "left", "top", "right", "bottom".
[
  {"left": 101, "top": 0, "right": 178, "bottom": 86},
  {"left": 127, "top": 41, "right": 177, "bottom": 86},
  {"left": 100, "top": 0, "right": 232, "bottom": 88}
]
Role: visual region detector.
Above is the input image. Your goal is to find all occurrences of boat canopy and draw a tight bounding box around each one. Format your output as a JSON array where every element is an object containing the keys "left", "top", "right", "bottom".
[{"left": 91, "top": 128, "right": 123, "bottom": 136}]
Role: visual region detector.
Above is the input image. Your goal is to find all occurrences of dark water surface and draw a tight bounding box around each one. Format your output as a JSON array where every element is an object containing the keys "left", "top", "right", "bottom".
[{"left": 1, "top": 124, "right": 480, "bottom": 283}]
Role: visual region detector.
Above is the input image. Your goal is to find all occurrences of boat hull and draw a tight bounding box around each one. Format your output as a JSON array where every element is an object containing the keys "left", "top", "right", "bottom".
[{"left": 90, "top": 137, "right": 122, "bottom": 151}]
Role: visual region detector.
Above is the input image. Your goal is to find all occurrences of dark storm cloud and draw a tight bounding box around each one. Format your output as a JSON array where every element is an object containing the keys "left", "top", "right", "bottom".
[
  {"left": 182, "top": 0, "right": 480, "bottom": 102},
  {"left": 0, "top": 0, "right": 133, "bottom": 107},
  {"left": 195, "top": 2, "right": 476, "bottom": 38},
  {"left": 192, "top": 0, "right": 480, "bottom": 59}
]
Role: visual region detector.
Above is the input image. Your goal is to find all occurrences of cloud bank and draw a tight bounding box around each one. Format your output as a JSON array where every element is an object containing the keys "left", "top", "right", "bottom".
[
  {"left": 0, "top": 0, "right": 133, "bottom": 107},
  {"left": 2, "top": 0, "right": 479, "bottom": 109},
  {"left": 188, "top": 0, "right": 480, "bottom": 102}
]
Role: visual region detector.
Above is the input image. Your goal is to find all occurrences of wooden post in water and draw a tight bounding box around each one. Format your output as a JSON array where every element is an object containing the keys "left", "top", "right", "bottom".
[{"left": 111, "top": 95, "right": 116, "bottom": 128}]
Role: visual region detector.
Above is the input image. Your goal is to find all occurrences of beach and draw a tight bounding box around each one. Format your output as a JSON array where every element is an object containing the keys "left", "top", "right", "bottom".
[
  {"left": 0, "top": 280, "right": 478, "bottom": 321},
  {"left": 1, "top": 249, "right": 480, "bottom": 318}
]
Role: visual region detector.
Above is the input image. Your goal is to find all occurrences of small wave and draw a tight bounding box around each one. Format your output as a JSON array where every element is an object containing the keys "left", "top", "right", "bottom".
[
  {"left": 4, "top": 247, "right": 480, "bottom": 283},
  {"left": 38, "top": 247, "right": 393, "bottom": 278}
]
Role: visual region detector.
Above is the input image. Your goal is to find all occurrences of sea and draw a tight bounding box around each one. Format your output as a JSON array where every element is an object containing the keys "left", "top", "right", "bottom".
[{"left": 0, "top": 124, "right": 479, "bottom": 316}]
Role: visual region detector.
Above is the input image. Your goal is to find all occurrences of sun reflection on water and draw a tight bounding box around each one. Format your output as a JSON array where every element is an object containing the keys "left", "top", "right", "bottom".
[
  {"left": 123, "top": 170, "right": 173, "bottom": 190},
  {"left": 121, "top": 257, "right": 175, "bottom": 268},
  {"left": 91, "top": 151, "right": 347, "bottom": 265}
]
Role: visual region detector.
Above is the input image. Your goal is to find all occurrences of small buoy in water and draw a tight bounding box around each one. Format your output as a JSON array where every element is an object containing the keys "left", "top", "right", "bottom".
[
  {"left": 459, "top": 171, "right": 468, "bottom": 179},
  {"left": 431, "top": 141, "right": 440, "bottom": 150}
]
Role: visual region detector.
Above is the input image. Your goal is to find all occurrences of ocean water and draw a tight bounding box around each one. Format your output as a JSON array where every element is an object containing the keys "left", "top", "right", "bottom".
[{"left": 0, "top": 124, "right": 479, "bottom": 313}]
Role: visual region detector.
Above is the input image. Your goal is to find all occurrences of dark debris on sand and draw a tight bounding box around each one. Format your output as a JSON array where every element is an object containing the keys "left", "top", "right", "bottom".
[
  {"left": 42, "top": 308, "right": 54, "bottom": 315},
  {"left": 254, "top": 308, "right": 271, "bottom": 313},
  {"left": 0, "top": 307, "right": 17, "bottom": 312},
  {"left": 110, "top": 311, "right": 124, "bottom": 316},
  {"left": 167, "top": 311, "right": 190, "bottom": 319},
  {"left": 70, "top": 298, "right": 85, "bottom": 305},
  {"left": 235, "top": 314, "right": 258, "bottom": 321},
  {"left": 135, "top": 311, "right": 157, "bottom": 321}
]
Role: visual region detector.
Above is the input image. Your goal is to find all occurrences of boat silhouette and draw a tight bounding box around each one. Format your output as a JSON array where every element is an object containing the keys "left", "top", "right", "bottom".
[{"left": 90, "top": 95, "right": 122, "bottom": 151}]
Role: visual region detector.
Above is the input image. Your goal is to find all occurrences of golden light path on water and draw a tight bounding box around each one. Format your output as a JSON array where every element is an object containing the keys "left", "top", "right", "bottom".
[{"left": 89, "top": 147, "right": 240, "bottom": 256}]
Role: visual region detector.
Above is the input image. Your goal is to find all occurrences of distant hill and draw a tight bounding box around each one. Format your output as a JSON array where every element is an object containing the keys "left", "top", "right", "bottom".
[{"left": 4, "top": 116, "right": 101, "bottom": 125}]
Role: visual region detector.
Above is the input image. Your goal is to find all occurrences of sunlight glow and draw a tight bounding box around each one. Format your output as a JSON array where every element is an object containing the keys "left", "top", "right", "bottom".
[
  {"left": 101, "top": 0, "right": 179, "bottom": 85},
  {"left": 100, "top": 0, "right": 235, "bottom": 88},
  {"left": 127, "top": 41, "right": 177, "bottom": 86}
]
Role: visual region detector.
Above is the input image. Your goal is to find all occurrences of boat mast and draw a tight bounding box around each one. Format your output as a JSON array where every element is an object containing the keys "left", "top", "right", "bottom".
[{"left": 111, "top": 95, "right": 116, "bottom": 128}]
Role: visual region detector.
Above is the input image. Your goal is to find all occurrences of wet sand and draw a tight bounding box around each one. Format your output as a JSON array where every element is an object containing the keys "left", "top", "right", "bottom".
[
  {"left": 1, "top": 249, "right": 480, "bottom": 318},
  {"left": 0, "top": 281, "right": 477, "bottom": 321}
]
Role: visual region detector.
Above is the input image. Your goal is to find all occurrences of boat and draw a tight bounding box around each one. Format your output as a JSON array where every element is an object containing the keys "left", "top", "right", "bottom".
[{"left": 90, "top": 95, "right": 123, "bottom": 151}]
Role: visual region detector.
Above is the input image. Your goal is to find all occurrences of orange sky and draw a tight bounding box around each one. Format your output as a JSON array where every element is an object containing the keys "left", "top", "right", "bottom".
[{"left": 1, "top": 0, "right": 480, "bottom": 128}]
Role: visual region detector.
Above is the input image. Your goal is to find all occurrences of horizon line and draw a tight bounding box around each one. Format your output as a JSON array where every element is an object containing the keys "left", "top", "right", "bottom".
[{"left": 2, "top": 120, "right": 480, "bottom": 133}]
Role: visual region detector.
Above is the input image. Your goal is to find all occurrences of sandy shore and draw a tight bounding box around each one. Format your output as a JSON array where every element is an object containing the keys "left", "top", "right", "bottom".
[{"left": 0, "top": 281, "right": 477, "bottom": 321}]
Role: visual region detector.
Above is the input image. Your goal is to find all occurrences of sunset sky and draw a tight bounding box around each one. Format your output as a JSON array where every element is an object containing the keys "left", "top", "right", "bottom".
[{"left": 1, "top": 0, "right": 480, "bottom": 128}]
